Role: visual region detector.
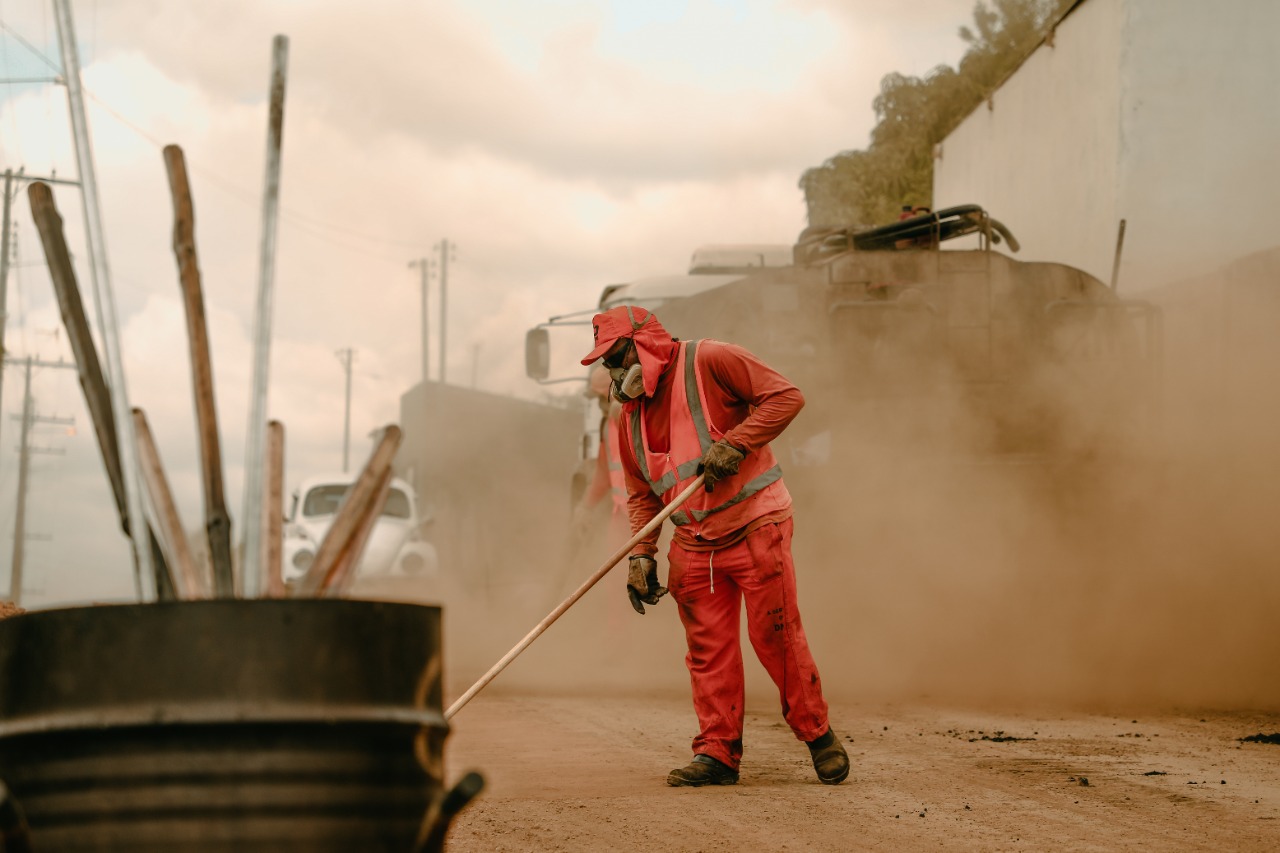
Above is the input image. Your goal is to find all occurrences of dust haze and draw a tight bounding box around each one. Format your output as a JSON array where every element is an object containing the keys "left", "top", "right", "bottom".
[{"left": 389, "top": 245, "right": 1280, "bottom": 717}]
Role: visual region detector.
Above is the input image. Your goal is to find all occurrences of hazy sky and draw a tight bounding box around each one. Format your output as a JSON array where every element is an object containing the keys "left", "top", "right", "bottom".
[{"left": 0, "top": 0, "right": 973, "bottom": 606}]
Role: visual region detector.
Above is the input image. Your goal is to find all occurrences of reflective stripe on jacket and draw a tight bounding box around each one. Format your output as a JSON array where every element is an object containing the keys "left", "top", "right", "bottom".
[{"left": 627, "top": 340, "right": 790, "bottom": 540}]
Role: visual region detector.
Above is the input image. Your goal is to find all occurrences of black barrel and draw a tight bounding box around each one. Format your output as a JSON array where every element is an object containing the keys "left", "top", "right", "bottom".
[{"left": 0, "top": 598, "right": 448, "bottom": 851}]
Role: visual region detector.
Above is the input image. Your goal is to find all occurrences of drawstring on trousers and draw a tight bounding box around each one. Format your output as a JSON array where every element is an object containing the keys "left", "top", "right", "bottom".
[{"left": 708, "top": 550, "right": 715, "bottom": 594}]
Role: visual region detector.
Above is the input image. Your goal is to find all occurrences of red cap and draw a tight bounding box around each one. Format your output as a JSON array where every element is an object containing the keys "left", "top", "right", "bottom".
[{"left": 580, "top": 305, "right": 654, "bottom": 365}]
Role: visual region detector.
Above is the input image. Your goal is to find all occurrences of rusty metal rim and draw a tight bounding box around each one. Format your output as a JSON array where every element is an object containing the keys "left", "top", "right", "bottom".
[{"left": 0, "top": 704, "right": 446, "bottom": 738}]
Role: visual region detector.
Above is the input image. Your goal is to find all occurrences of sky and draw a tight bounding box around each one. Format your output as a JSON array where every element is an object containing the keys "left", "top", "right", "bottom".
[{"left": 0, "top": 0, "right": 975, "bottom": 606}]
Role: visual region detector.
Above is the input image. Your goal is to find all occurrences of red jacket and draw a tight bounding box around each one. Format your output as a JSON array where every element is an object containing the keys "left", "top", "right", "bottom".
[{"left": 618, "top": 338, "right": 804, "bottom": 556}]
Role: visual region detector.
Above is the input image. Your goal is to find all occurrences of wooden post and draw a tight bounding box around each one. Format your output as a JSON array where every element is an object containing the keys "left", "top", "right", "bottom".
[
  {"left": 132, "top": 409, "right": 206, "bottom": 599},
  {"left": 262, "top": 420, "right": 286, "bottom": 598},
  {"left": 291, "top": 426, "right": 402, "bottom": 598},
  {"left": 26, "top": 181, "right": 177, "bottom": 599},
  {"left": 322, "top": 466, "right": 392, "bottom": 597},
  {"left": 163, "top": 145, "right": 234, "bottom": 598}
]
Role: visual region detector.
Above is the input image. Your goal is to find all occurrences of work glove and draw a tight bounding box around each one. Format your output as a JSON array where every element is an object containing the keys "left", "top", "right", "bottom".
[
  {"left": 697, "top": 439, "right": 745, "bottom": 492},
  {"left": 626, "top": 555, "right": 667, "bottom": 615}
]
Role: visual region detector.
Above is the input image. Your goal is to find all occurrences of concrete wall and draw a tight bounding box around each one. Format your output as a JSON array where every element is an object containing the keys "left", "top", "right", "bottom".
[
  {"left": 933, "top": 0, "right": 1280, "bottom": 291},
  {"left": 1117, "top": 0, "right": 1280, "bottom": 288},
  {"left": 398, "top": 381, "right": 580, "bottom": 592}
]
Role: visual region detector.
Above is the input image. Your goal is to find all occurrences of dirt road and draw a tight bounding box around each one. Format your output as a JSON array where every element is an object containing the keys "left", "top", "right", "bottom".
[
  {"left": 442, "top": 691, "right": 1280, "bottom": 852},
  {"left": 380, "top": 434, "right": 1280, "bottom": 852}
]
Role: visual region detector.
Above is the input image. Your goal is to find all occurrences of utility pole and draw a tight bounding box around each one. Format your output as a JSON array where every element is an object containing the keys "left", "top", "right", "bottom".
[
  {"left": 9, "top": 358, "right": 32, "bottom": 604},
  {"left": 7, "top": 356, "right": 74, "bottom": 604},
  {"left": 0, "top": 168, "right": 18, "bottom": 447},
  {"left": 435, "top": 239, "right": 456, "bottom": 384},
  {"left": 53, "top": 0, "right": 155, "bottom": 601},
  {"left": 407, "top": 258, "right": 431, "bottom": 385},
  {"left": 1, "top": 171, "right": 77, "bottom": 455},
  {"left": 336, "top": 347, "right": 354, "bottom": 472}
]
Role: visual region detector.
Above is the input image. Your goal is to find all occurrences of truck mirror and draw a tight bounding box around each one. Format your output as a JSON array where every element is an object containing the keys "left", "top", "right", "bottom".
[{"left": 525, "top": 327, "right": 551, "bottom": 380}]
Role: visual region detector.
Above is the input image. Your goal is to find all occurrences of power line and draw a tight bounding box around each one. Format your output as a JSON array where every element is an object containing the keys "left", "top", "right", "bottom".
[
  {"left": 2, "top": 17, "right": 433, "bottom": 260},
  {"left": 0, "top": 19, "right": 61, "bottom": 74},
  {"left": 274, "top": 213, "right": 417, "bottom": 264},
  {"left": 79, "top": 91, "right": 430, "bottom": 257}
]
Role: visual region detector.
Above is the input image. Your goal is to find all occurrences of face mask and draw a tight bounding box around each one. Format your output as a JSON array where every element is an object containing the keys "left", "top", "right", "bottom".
[{"left": 610, "top": 363, "right": 644, "bottom": 402}]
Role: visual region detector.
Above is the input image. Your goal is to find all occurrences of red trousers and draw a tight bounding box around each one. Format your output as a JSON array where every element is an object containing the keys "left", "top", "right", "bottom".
[{"left": 666, "top": 518, "right": 829, "bottom": 771}]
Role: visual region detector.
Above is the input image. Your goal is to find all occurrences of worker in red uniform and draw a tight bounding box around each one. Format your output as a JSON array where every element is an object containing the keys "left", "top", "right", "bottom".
[{"left": 580, "top": 305, "right": 848, "bottom": 787}]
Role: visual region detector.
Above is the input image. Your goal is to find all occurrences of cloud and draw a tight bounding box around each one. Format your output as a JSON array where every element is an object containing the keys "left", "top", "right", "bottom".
[{"left": 0, "top": 0, "right": 971, "bottom": 606}]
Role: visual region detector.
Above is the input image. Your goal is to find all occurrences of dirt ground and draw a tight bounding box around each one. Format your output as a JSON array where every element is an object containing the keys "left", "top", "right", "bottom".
[
  {"left": 441, "top": 690, "right": 1280, "bottom": 852},
  {"left": 385, "top": 443, "right": 1280, "bottom": 853},
  {"left": 376, "top": 351, "right": 1280, "bottom": 852}
]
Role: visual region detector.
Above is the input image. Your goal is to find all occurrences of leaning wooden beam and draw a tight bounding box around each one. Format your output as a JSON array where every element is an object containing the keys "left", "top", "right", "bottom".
[
  {"left": 132, "top": 409, "right": 206, "bottom": 599},
  {"left": 163, "top": 144, "right": 234, "bottom": 598},
  {"left": 29, "top": 183, "right": 123, "bottom": 521},
  {"left": 26, "top": 181, "right": 178, "bottom": 599},
  {"left": 291, "top": 425, "right": 401, "bottom": 598},
  {"left": 322, "top": 466, "right": 392, "bottom": 597},
  {"left": 262, "top": 420, "right": 286, "bottom": 598}
]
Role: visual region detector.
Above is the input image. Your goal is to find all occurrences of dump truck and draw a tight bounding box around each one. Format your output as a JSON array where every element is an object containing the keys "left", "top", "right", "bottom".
[{"left": 527, "top": 207, "right": 1162, "bottom": 501}]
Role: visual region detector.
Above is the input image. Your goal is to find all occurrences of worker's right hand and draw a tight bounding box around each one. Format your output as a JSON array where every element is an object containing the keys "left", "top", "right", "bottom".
[
  {"left": 626, "top": 555, "right": 667, "bottom": 615},
  {"left": 698, "top": 439, "right": 745, "bottom": 492}
]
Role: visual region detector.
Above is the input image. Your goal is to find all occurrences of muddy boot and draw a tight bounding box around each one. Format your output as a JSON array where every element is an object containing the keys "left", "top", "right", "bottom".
[
  {"left": 666, "top": 754, "right": 739, "bottom": 787},
  {"left": 807, "top": 728, "right": 849, "bottom": 785}
]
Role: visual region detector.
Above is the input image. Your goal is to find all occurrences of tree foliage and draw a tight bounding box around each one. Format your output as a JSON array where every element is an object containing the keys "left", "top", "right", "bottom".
[{"left": 800, "top": 0, "right": 1071, "bottom": 228}]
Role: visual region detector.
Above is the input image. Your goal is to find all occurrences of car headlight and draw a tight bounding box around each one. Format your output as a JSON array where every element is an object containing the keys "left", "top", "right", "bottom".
[
  {"left": 399, "top": 551, "right": 426, "bottom": 574},
  {"left": 292, "top": 549, "right": 314, "bottom": 571}
]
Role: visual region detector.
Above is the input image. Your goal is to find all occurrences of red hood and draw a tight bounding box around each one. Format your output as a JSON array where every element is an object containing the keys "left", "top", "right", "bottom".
[
  {"left": 581, "top": 305, "right": 678, "bottom": 399},
  {"left": 631, "top": 314, "right": 678, "bottom": 399}
]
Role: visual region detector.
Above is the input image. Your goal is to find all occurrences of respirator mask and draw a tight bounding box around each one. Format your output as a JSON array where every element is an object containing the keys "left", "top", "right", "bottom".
[
  {"left": 604, "top": 339, "right": 644, "bottom": 402},
  {"left": 609, "top": 363, "right": 644, "bottom": 402}
]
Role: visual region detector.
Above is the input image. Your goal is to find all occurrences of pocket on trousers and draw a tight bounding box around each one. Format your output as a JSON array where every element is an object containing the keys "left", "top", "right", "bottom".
[
  {"left": 745, "top": 522, "right": 784, "bottom": 581},
  {"left": 666, "top": 544, "right": 690, "bottom": 600}
]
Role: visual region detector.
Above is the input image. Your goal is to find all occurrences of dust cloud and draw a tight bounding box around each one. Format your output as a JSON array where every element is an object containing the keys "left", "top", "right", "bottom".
[{"left": 403, "top": 247, "right": 1280, "bottom": 717}]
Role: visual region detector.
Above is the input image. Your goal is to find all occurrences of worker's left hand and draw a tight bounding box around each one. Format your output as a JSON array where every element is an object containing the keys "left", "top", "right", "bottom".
[
  {"left": 698, "top": 440, "right": 745, "bottom": 492},
  {"left": 626, "top": 555, "right": 667, "bottom": 614}
]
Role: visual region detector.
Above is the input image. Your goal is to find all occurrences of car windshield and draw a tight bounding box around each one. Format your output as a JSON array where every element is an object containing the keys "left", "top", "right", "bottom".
[
  {"left": 383, "top": 489, "right": 412, "bottom": 519},
  {"left": 302, "top": 485, "right": 412, "bottom": 519}
]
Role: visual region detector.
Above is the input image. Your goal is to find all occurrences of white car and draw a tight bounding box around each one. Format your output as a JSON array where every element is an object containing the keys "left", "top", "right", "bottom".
[{"left": 282, "top": 473, "right": 438, "bottom": 587}]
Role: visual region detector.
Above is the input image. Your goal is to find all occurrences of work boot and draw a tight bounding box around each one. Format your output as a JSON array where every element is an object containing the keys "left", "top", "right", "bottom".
[
  {"left": 807, "top": 728, "right": 849, "bottom": 785},
  {"left": 666, "top": 754, "right": 738, "bottom": 787}
]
